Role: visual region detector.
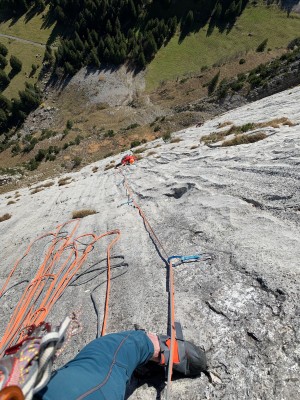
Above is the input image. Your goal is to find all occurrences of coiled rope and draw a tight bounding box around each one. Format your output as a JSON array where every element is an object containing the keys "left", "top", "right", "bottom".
[{"left": 0, "top": 219, "right": 121, "bottom": 356}]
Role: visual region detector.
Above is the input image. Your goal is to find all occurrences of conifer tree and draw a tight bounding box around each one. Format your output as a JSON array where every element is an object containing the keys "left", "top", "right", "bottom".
[
  {"left": 0, "top": 70, "right": 10, "bottom": 88},
  {"left": 184, "top": 10, "right": 194, "bottom": 30},
  {"left": 0, "top": 54, "right": 8, "bottom": 69},
  {"left": 214, "top": 3, "right": 222, "bottom": 20},
  {"left": 0, "top": 43, "right": 8, "bottom": 57},
  {"left": 10, "top": 55, "right": 22, "bottom": 73},
  {"left": 89, "top": 48, "right": 100, "bottom": 67}
]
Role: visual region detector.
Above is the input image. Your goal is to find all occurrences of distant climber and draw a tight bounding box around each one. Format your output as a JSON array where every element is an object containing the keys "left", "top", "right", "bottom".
[
  {"left": 115, "top": 154, "right": 137, "bottom": 168},
  {"left": 0, "top": 327, "right": 207, "bottom": 400}
]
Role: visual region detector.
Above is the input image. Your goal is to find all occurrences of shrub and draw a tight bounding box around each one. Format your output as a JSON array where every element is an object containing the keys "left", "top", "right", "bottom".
[
  {"left": 218, "top": 121, "right": 233, "bottom": 128},
  {"left": 66, "top": 119, "right": 73, "bottom": 129},
  {"left": 35, "top": 149, "right": 47, "bottom": 162},
  {"left": 125, "top": 123, "right": 140, "bottom": 130},
  {"left": 46, "top": 154, "right": 56, "bottom": 161},
  {"left": 256, "top": 39, "right": 268, "bottom": 53},
  {"left": 40, "top": 129, "right": 57, "bottom": 140},
  {"left": 237, "top": 73, "right": 246, "bottom": 82},
  {"left": 239, "top": 58, "right": 246, "bottom": 64},
  {"left": 58, "top": 177, "right": 72, "bottom": 186},
  {"left": 74, "top": 135, "right": 82, "bottom": 145},
  {"left": 104, "top": 130, "right": 114, "bottom": 138},
  {"left": 92, "top": 166, "right": 99, "bottom": 173},
  {"left": 248, "top": 74, "right": 263, "bottom": 89},
  {"left": 11, "top": 143, "right": 21, "bottom": 155},
  {"left": 23, "top": 142, "right": 36, "bottom": 153},
  {"left": 42, "top": 181, "right": 55, "bottom": 188},
  {"left": 163, "top": 132, "right": 171, "bottom": 142},
  {"left": 72, "top": 209, "right": 97, "bottom": 219},
  {"left": 104, "top": 163, "right": 115, "bottom": 170},
  {"left": 217, "top": 79, "right": 229, "bottom": 99},
  {"left": 287, "top": 37, "right": 300, "bottom": 50},
  {"left": 259, "top": 117, "right": 296, "bottom": 128},
  {"left": 133, "top": 147, "right": 146, "bottom": 154},
  {"left": 230, "top": 81, "right": 244, "bottom": 92},
  {"left": 31, "top": 64, "right": 38, "bottom": 75},
  {"left": 72, "top": 156, "right": 82, "bottom": 167},
  {"left": 31, "top": 187, "right": 44, "bottom": 195},
  {"left": 131, "top": 140, "right": 141, "bottom": 148},
  {"left": 147, "top": 151, "right": 157, "bottom": 156},
  {"left": 153, "top": 125, "right": 160, "bottom": 132},
  {"left": 170, "top": 137, "right": 182, "bottom": 143},
  {"left": 31, "top": 137, "right": 38, "bottom": 145},
  {"left": 240, "top": 123, "right": 255, "bottom": 132},
  {"left": 222, "top": 132, "right": 267, "bottom": 146},
  {"left": 62, "top": 129, "right": 69, "bottom": 139},
  {"left": 0, "top": 213, "right": 11, "bottom": 222},
  {"left": 26, "top": 159, "right": 40, "bottom": 170},
  {"left": 208, "top": 71, "right": 220, "bottom": 95},
  {"left": 48, "top": 145, "right": 60, "bottom": 154}
]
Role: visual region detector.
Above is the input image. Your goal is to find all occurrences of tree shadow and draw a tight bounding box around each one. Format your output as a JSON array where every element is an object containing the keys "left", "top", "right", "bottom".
[
  {"left": 41, "top": 8, "right": 58, "bottom": 30},
  {"left": 280, "top": 0, "right": 300, "bottom": 16},
  {"left": 207, "top": 0, "right": 250, "bottom": 37},
  {"left": 46, "top": 22, "right": 63, "bottom": 46},
  {"left": 24, "top": 4, "right": 46, "bottom": 24},
  {"left": 46, "top": 73, "right": 72, "bottom": 92},
  {"left": 0, "top": 8, "right": 24, "bottom": 26},
  {"left": 178, "top": 7, "right": 216, "bottom": 44},
  {"left": 84, "top": 64, "right": 120, "bottom": 78},
  {"left": 125, "top": 62, "right": 145, "bottom": 77}
]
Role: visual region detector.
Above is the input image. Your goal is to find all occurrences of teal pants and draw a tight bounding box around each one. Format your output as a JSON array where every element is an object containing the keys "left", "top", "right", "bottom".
[{"left": 37, "top": 330, "right": 154, "bottom": 400}]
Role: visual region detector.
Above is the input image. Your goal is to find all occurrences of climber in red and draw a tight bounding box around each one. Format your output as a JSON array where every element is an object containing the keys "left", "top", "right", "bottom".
[{"left": 115, "top": 154, "right": 137, "bottom": 168}]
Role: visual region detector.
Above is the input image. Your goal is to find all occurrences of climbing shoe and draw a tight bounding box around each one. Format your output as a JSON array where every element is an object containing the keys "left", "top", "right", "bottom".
[{"left": 158, "top": 322, "right": 207, "bottom": 377}]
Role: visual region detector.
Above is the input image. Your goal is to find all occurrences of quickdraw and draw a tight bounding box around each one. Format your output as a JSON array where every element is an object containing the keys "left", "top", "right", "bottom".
[{"left": 117, "top": 169, "right": 209, "bottom": 399}]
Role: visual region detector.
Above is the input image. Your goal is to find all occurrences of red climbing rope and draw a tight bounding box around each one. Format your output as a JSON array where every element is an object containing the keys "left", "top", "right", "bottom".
[{"left": 117, "top": 168, "right": 176, "bottom": 398}]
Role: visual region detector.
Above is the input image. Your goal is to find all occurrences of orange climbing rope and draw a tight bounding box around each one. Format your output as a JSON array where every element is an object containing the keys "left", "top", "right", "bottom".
[
  {"left": 117, "top": 168, "right": 176, "bottom": 398},
  {"left": 0, "top": 220, "right": 120, "bottom": 356}
]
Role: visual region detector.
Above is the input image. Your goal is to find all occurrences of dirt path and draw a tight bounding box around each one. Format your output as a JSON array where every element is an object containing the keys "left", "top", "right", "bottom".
[{"left": 0, "top": 32, "right": 45, "bottom": 47}]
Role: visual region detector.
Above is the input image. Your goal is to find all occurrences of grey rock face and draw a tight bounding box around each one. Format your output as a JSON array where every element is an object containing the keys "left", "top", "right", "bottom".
[{"left": 0, "top": 86, "right": 300, "bottom": 399}]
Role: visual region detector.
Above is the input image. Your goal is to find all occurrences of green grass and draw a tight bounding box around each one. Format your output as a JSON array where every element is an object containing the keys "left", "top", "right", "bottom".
[
  {"left": 0, "top": 6, "right": 59, "bottom": 98},
  {"left": 146, "top": 3, "right": 300, "bottom": 90},
  {"left": 1, "top": 36, "right": 44, "bottom": 98},
  {"left": 0, "top": 7, "right": 55, "bottom": 44},
  {"left": 0, "top": 7, "right": 62, "bottom": 97}
]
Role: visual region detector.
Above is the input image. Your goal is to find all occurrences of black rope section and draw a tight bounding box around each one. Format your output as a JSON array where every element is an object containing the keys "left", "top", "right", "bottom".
[{"left": 69, "top": 256, "right": 128, "bottom": 338}]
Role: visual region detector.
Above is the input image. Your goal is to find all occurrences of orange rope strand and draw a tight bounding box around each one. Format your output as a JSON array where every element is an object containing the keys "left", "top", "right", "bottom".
[{"left": 0, "top": 220, "right": 120, "bottom": 355}]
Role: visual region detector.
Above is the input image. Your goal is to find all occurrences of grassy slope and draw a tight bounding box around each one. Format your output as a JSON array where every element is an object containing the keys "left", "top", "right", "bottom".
[
  {"left": 0, "top": 8, "right": 56, "bottom": 98},
  {"left": 1, "top": 36, "right": 43, "bottom": 99},
  {"left": 146, "top": 4, "right": 300, "bottom": 90},
  {"left": 0, "top": 8, "right": 54, "bottom": 44}
]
